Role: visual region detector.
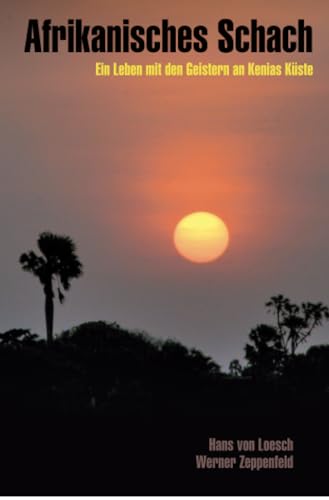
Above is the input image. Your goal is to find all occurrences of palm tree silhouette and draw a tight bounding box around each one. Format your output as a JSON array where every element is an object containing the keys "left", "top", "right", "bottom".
[{"left": 19, "top": 232, "right": 83, "bottom": 345}]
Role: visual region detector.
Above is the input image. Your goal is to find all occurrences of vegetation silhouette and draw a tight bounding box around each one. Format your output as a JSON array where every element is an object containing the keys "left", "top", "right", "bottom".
[
  {"left": 228, "top": 358, "right": 243, "bottom": 377},
  {"left": 266, "top": 294, "right": 329, "bottom": 356},
  {"left": 242, "top": 295, "right": 329, "bottom": 380},
  {"left": 244, "top": 324, "right": 287, "bottom": 379},
  {"left": 2, "top": 233, "right": 328, "bottom": 418},
  {"left": 0, "top": 321, "right": 223, "bottom": 415},
  {"left": 19, "top": 232, "right": 83, "bottom": 345},
  {"left": 1, "top": 314, "right": 329, "bottom": 416}
]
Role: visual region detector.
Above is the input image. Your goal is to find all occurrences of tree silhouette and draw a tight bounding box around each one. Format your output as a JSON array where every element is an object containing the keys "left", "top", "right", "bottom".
[
  {"left": 266, "top": 294, "right": 329, "bottom": 356},
  {"left": 229, "top": 359, "right": 242, "bottom": 377},
  {"left": 19, "top": 232, "right": 83, "bottom": 345},
  {"left": 0, "top": 329, "right": 39, "bottom": 349},
  {"left": 245, "top": 324, "right": 286, "bottom": 378}
]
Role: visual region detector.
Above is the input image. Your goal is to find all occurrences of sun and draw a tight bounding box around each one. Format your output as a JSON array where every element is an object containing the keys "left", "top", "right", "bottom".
[{"left": 173, "top": 212, "right": 229, "bottom": 264}]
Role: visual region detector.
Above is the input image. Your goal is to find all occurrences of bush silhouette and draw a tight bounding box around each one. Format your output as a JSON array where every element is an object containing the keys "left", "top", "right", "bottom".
[{"left": 245, "top": 324, "right": 286, "bottom": 379}]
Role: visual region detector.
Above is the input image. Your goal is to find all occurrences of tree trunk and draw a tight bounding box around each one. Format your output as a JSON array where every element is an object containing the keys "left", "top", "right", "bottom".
[{"left": 45, "top": 280, "right": 54, "bottom": 346}]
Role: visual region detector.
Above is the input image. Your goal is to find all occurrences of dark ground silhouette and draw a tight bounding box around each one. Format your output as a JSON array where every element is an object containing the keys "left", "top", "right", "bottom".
[
  {"left": 0, "top": 320, "right": 329, "bottom": 495},
  {"left": 1, "top": 319, "right": 329, "bottom": 417},
  {"left": 2, "top": 233, "right": 327, "bottom": 494}
]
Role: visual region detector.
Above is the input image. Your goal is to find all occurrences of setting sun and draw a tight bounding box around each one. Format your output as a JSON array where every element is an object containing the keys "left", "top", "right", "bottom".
[{"left": 173, "top": 212, "right": 229, "bottom": 264}]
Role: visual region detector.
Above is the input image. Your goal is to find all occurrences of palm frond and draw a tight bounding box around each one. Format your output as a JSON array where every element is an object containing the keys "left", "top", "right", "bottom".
[
  {"left": 57, "top": 287, "right": 65, "bottom": 304},
  {"left": 19, "top": 251, "right": 46, "bottom": 278},
  {"left": 21, "top": 231, "right": 83, "bottom": 301},
  {"left": 38, "top": 231, "right": 77, "bottom": 259}
]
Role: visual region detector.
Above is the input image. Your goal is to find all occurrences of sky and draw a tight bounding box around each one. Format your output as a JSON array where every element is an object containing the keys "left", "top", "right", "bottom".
[{"left": 1, "top": 0, "right": 329, "bottom": 368}]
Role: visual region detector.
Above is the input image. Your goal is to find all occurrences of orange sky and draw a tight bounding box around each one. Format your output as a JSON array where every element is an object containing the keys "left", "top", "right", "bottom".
[{"left": 1, "top": 0, "right": 329, "bottom": 367}]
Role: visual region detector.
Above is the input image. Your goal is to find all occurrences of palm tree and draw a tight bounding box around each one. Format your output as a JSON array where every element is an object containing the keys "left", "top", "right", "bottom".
[{"left": 19, "top": 232, "right": 83, "bottom": 345}]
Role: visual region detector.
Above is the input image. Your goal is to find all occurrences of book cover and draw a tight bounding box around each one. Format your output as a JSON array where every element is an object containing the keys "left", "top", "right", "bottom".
[{"left": 1, "top": 0, "right": 328, "bottom": 495}]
